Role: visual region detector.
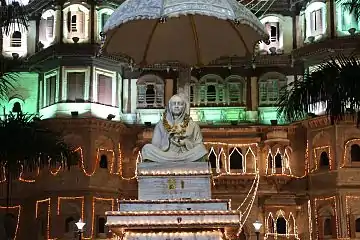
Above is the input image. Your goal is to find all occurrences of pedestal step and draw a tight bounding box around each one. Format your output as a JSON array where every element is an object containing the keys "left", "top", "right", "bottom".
[
  {"left": 106, "top": 210, "right": 240, "bottom": 230},
  {"left": 138, "top": 175, "right": 211, "bottom": 200},
  {"left": 119, "top": 199, "right": 230, "bottom": 211},
  {"left": 137, "top": 162, "right": 212, "bottom": 200}
]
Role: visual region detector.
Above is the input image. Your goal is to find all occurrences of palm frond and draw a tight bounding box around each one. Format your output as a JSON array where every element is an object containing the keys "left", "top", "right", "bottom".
[
  {"left": 0, "top": 1, "right": 29, "bottom": 35},
  {"left": 336, "top": 0, "right": 360, "bottom": 21},
  {"left": 278, "top": 54, "right": 360, "bottom": 123},
  {"left": 0, "top": 57, "right": 23, "bottom": 100},
  {"left": 0, "top": 112, "right": 79, "bottom": 179}
]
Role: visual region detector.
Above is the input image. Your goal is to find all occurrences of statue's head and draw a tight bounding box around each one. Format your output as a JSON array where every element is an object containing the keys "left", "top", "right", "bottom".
[
  {"left": 169, "top": 95, "right": 185, "bottom": 117},
  {"left": 167, "top": 94, "right": 189, "bottom": 121}
]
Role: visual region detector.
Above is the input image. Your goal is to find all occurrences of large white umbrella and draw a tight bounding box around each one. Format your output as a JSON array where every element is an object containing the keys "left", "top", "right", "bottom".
[{"left": 101, "top": 0, "right": 269, "bottom": 67}]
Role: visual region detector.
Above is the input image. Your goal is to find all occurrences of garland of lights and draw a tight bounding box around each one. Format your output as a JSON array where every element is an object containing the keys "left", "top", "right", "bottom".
[
  {"left": 264, "top": 211, "right": 300, "bottom": 240},
  {"left": 342, "top": 139, "right": 360, "bottom": 168},
  {"left": 1, "top": 141, "right": 312, "bottom": 183},
  {"left": 314, "top": 196, "right": 339, "bottom": 239},
  {"left": 0, "top": 205, "right": 21, "bottom": 240}
]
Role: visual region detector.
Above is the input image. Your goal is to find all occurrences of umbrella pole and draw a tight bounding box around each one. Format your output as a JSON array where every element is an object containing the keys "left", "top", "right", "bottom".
[{"left": 177, "top": 67, "right": 191, "bottom": 101}]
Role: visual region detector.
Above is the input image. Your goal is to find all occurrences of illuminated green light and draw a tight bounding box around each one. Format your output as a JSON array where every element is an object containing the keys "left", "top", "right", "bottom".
[{"left": 0, "top": 72, "right": 39, "bottom": 115}]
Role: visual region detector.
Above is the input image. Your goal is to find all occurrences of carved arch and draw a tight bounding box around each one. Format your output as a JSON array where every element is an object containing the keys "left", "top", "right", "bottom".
[
  {"left": 136, "top": 74, "right": 164, "bottom": 108},
  {"left": 312, "top": 131, "right": 331, "bottom": 147},
  {"left": 224, "top": 75, "right": 246, "bottom": 105},
  {"left": 198, "top": 74, "right": 225, "bottom": 105},
  {"left": 258, "top": 72, "right": 287, "bottom": 106}
]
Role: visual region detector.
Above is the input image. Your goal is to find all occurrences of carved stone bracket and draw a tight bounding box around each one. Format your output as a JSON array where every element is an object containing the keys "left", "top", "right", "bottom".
[
  {"left": 213, "top": 175, "right": 257, "bottom": 190},
  {"left": 265, "top": 175, "right": 293, "bottom": 192}
]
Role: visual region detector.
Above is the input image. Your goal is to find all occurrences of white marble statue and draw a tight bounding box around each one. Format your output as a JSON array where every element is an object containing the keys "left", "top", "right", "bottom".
[{"left": 141, "top": 94, "right": 208, "bottom": 162}]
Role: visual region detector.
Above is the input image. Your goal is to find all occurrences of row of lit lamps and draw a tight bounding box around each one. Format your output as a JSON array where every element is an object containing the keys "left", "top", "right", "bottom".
[{"left": 73, "top": 219, "right": 263, "bottom": 239}]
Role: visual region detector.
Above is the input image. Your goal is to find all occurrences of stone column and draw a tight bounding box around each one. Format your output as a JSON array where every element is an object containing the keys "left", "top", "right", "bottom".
[
  {"left": 250, "top": 76, "right": 258, "bottom": 111},
  {"left": 338, "top": 194, "right": 348, "bottom": 238},
  {"left": 164, "top": 78, "right": 174, "bottom": 104},
  {"left": 90, "top": 0, "right": 95, "bottom": 44},
  {"left": 84, "top": 195, "right": 93, "bottom": 238}
]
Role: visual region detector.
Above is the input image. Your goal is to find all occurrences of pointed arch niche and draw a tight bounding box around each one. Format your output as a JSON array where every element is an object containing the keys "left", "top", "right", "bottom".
[
  {"left": 227, "top": 145, "right": 257, "bottom": 174},
  {"left": 265, "top": 209, "right": 299, "bottom": 238},
  {"left": 311, "top": 131, "right": 333, "bottom": 171},
  {"left": 343, "top": 139, "right": 360, "bottom": 167},
  {"left": 264, "top": 131, "right": 292, "bottom": 175},
  {"left": 207, "top": 145, "right": 226, "bottom": 173},
  {"left": 95, "top": 135, "right": 115, "bottom": 173}
]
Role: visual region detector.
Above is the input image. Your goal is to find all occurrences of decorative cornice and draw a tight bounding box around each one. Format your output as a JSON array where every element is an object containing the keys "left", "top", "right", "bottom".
[
  {"left": 292, "top": 36, "right": 360, "bottom": 61},
  {"left": 39, "top": 117, "right": 130, "bottom": 133}
]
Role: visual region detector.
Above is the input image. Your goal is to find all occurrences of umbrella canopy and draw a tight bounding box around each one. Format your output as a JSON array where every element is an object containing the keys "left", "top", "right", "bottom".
[{"left": 101, "top": 0, "right": 269, "bottom": 67}]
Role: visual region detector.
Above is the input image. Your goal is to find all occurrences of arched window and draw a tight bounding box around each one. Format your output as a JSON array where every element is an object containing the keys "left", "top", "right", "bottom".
[
  {"left": 259, "top": 74, "right": 286, "bottom": 105},
  {"left": 39, "top": 10, "right": 56, "bottom": 46},
  {"left": 99, "top": 155, "right": 108, "bottom": 169},
  {"left": 98, "top": 217, "right": 106, "bottom": 234},
  {"left": 355, "top": 218, "right": 360, "bottom": 232},
  {"left": 209, "top": 151, "right": 217, "bottom": 169},
  {"left": 276, "top": 217, "right": 287, "bottom": 234},
  {"left": 351, "top": 144, "right": 360, "bottom": 162},
  {"left": 65, "top": 216, "right": 75, "bottom": 232},
  {"left": 229, "top": 148, "right": 243, "bottom": 170},
  {"left": 275, "top": 153, "right": 282, "bottom": 168},
  {"left": 259, "top": 16, "right": 283, "bottom": 54},
  {"left": 319, "top": 151, "right": 330, "bottom": 167},
  {"left": 66, "top": 8, "right": 85, "bottom": 35},
  {"left": 199, "top": 75, "right": 224, "bottom": 105},
  {"left": 11, "top": 31, "right": 22, "bottom": 47},
  {"left": 136, "top": 75, "right": 164, "bottom": 108},
  {"left": 12, "top": 102, "right": 21, "bottom": 112},
  {"left": 225, "top": 76, "right": 246, "bottom": 105},
  {"left": 323, "top": 218, "right": 332, "bottom": 236}
]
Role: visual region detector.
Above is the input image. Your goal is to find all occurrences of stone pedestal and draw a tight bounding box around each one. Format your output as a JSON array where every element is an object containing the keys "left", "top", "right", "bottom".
[{"left": 106, "top": 162, "right": 239, "bottom": 238}]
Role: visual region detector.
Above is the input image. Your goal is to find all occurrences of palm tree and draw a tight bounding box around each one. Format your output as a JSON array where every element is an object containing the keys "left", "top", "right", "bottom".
[
  {"left": 337, "top": 0, "right": 360, "bottom": 22},
  {"left": 0, "top": 0, "right": 29, "bottom": 100},
  {"left": 277, "top": 54, "right": 360, "bottom": 124},
  {"left": 0, "top": 112, "right": 79, "bottom": 238}
]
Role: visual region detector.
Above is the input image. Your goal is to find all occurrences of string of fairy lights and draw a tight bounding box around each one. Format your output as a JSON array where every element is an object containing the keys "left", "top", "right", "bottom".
[
  {"left": 264, "top": 211, "right": 299, "bottom": 240},
  {"left": 2, "top": 138, "right": 360, "bottom": 239}
]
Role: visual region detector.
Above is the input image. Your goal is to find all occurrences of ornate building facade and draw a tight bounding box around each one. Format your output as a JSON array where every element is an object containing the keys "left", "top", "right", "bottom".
[{"left": 0, "top": 0, "right": 360, "bottom": 239}]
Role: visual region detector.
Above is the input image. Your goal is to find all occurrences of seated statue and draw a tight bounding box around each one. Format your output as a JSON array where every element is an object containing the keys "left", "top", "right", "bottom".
[{"left": 141, "top": 93, "right": 208, "bottom": 162}]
